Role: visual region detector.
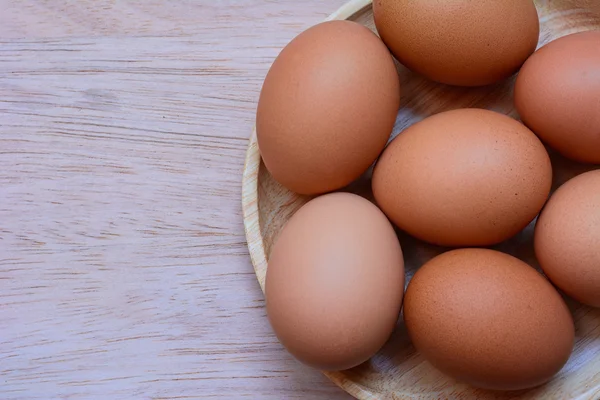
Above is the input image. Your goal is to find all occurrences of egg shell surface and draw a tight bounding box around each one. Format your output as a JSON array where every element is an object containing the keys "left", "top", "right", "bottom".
[
  {"left": 257, "top": 20, "right": 400, "bottom": 195},
  {"left": 515, "top": 30, "right": 600, "bottom": 164},
  {"left": 404, "top": 248, "right": 575, "bottom": 391},
  {"left": 265, "top": 192, "right": 405, "bottom": 371},
  {"left": 535, "top": 169, "right": 600, "bottom": 307},
  {"left": 373, "top": 0, "right": 539, "bottom": 86},
  {"left": 372, "top": 108, "right": 552, "bottom": 247}
]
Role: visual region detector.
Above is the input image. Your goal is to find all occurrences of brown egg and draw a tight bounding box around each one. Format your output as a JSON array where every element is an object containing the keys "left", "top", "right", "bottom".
[
  {"left": 372, "top": 109, "right": 552, "bottom": 247},
  {"left": 515, "top": 30, "right": 600, "bottom": 164},
  {"left": 256, "top": 20, "right": 400, "bottom": 195},
  {"left": 373, "top": 0, "right": 539, "bottom": 86},
  {"left": 535, "top": 170, "right": 600, "bottom": 307},
  {"left": 265, "top": 193, "right": 404, "bottom": 371},
  {"left": 404, "top": 248, "right": 575, "bottom": 391}
]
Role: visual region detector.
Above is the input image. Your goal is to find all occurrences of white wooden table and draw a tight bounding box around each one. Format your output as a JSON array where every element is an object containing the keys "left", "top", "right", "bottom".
[{"left": 0, "top": 1, "right": 353, "bottom": 398}]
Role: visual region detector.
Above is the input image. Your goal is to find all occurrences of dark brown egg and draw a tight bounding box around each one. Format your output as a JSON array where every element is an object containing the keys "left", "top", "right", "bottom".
[
  {"left": 265, "top": 193, "right": 405, "bottom": 371},
  {"left": 535, "top": 170, "right": 600, "bottom": 307},
  {"left": 372, "top": 109, "right": 552, "bottom": 247},
  {"left": 515, "top": 30, "right": 600, "bottom": 164},
  {"left": 404, "top": 248, "right": 575, "bottom": 391},
  {"left": 373, "top": 0, "right": 539, "bottom": 86},
  {"left": 256, "top": 20, "right": 400, "bottom": 195}
]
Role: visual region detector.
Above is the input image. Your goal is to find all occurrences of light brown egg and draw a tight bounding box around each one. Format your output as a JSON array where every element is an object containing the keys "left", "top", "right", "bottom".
[
  {"left": 535, "top": 170, "right": 600, "bottom": 307},
  {"left": 404, "top": 248, "right": 575, "bottom": 391},
  {"left": 256, "top": 20, "right": 400, "bottom": 195},
  {"left": 515, "top": 30, "right": 600, "bottom": 164},
  {"left": 265, "top": 193, "right": 405, "bottom": 371},
  {"left": 372, "top": 108, "right": 552, "bottom": 247},
  {"left": 373, "top": 0, "right": 539, "bottom": 86}
]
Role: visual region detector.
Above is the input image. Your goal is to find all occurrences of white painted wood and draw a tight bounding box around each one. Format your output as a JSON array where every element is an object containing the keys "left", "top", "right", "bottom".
[{"left": 0, "top": 1, "right": 353, "bottom": 399}]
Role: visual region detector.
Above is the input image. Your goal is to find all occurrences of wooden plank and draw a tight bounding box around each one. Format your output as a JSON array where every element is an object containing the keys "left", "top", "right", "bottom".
[{"left": 0, "top": 1, "right": 352, "bottom": 398}]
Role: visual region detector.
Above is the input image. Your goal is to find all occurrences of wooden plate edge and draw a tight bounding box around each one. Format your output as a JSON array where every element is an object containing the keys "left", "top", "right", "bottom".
[{"left": 242, "top": 128, "right": 267, "bottom": 292}]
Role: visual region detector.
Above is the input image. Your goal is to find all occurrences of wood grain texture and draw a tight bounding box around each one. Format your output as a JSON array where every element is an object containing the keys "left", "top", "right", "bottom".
[
  {"left": 0, "top": 1, "right": 355, "bottom": 399},
  {"left": 244, "top": 1, "right": 600, "bottom": 399}
]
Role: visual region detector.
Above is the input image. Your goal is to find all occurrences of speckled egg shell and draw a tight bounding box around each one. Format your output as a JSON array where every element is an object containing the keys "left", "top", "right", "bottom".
[
  {"left": 373, "top": 0, "right": 539, "bottom": 86},
  {"left": 515, "top": 30, "right": 600, "bottom": 164},
  {"left": 404, "top": 248, "right": 575, "bottom": 391},
  {"left": 372, "top": 108, "right": 552, "bottom": 247},
  {"left": 535, "top": 169, "right": 600, "bottom": 307}
]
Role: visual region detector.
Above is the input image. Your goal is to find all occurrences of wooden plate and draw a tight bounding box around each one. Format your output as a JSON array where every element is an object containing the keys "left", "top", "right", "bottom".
[{"left": 242, "top": 1, "right": 600, "bottom": 398}]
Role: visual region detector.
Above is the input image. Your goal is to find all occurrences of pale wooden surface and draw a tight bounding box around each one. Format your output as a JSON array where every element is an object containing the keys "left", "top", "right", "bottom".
[{"left": 0, "top": 1, "right": 354, "bottom": 399}]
